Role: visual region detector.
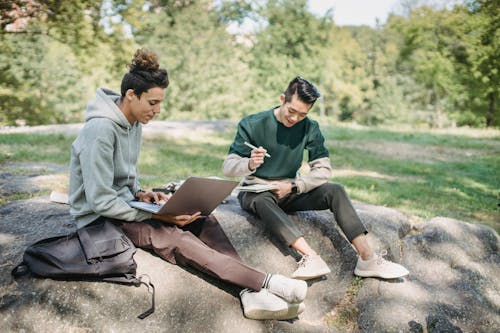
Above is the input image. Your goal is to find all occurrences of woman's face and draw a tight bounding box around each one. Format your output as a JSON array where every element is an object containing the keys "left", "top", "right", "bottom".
[{"left": 127, "top": 87, "right": 165, "bottom": 124}]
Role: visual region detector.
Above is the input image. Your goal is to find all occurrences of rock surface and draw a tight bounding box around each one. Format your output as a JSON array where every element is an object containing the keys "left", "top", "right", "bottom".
[{"left": 1, "top": 189, "right": 498, "bottom": 332}]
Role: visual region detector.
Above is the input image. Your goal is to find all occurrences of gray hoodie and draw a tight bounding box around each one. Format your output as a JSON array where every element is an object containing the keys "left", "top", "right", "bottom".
[{"left": 69, "top": 88, "right": 152, "bottom": 228}]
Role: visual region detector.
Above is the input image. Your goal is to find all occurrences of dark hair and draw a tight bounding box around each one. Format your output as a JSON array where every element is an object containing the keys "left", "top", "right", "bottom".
[
  {"left": 120, "top": 48, "right": 169, "bottom": 98},
  {"left": 284, "top": 76, "right": 321, "bottom": 106}
]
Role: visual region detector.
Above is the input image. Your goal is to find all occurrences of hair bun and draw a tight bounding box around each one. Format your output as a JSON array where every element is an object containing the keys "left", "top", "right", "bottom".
[{"left": 129, "top": 48, "right": 159, "bottom": 72}]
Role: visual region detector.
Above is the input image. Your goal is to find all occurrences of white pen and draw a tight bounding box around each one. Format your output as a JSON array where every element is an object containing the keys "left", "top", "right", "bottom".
[{"left": 244, "top": 141, "right": 271, "bottom": 158}]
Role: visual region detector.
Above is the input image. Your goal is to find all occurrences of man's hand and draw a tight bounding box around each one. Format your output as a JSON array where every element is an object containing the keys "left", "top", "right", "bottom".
[
  {"left": 152, "top": 211, "right": 202, "bottom": 227},
  {"left": 270, "top": 181, "right": 293, "bottom": 199},
  {"left": 137, "top": 191, "right": 170, "bottom": 205},
  {"left": 248, "top": 147, "right": 268, "bottom": 171}
]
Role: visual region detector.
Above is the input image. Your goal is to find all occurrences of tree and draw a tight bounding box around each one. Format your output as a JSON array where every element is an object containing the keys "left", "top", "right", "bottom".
[
  {"left": 249, "top": 0, "right": 332, "bottom": 111},
  {"left": 387, "top": 6, "right": 470, "bottom": 127},
  {"left": 459, "top": 0, "right": 499, "bottom": 126},
  {"left": 0, "top": 0, "right": 136, "bottom": 125},
  {"left": 387, "top": 2, "right": 499, "bottom": 127},
  {"left": 133, "top": 0, "right": 255, "bottom": 119}
]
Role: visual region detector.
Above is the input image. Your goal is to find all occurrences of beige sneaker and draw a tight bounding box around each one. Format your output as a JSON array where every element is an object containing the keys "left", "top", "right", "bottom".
[
  {"left": 265, "top": 274, "right": 307, "bottom": 303},
  {"left": 292, "top": 255, "right": 331, "bottom": 280},
  {"left": 354, "top": 250, "right": 409, "bottom": 279},
  {"left": 240, "top": 289, "right": 305, "bottom": 320}
]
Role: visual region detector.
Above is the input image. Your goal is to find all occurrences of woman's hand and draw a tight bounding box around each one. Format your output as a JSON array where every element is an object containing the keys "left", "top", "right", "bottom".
[
  {"left": 137, "top": 191, "right": 170, "bottom": 204},
  {"left": 152, "top": 211, "right": 202, "bottom": 227}
]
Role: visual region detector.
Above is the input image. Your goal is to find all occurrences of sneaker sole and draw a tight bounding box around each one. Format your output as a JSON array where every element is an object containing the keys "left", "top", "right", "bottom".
[
  {"left": 354, "top": 268, "right": 409, "bottom": 279},
  {"left": 292, "top": 268, "right": 331, "bottom": 280},
  {"left": 244, "top": 303, "right": 305, "bottom": 320}
]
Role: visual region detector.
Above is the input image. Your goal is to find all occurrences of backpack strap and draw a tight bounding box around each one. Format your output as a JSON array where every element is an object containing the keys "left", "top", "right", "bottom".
[
  {"left": 11, "top": 262, "right": 29, "bottom": 277},
  {"left": 137, "top": 277, "right": 155, "bottom": 320},
  {"left": 103, "top": 274, "right": 155, "bottom": 319}
]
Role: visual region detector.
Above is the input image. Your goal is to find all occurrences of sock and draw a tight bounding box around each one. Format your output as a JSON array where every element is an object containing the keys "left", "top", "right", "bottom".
[
  {"left": 262, "top": 273, "right": 272, "bottom": 289},
  {"left": 360, "top": 253, "right": 375, "bottom": 261}
]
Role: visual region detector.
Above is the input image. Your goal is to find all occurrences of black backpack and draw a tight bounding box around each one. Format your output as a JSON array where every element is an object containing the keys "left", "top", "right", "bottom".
[{"left": 12, "top": 219, "right": 155, "bottom": 319}]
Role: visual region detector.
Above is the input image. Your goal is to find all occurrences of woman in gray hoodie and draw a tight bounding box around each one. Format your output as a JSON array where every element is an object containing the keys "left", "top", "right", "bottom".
[{"left": 68, "top": 48, "right": 308, "bottom": 320}]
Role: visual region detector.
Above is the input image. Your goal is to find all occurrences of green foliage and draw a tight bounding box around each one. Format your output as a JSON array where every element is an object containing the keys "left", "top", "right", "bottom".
[
  {"left": 130, "top": 1, "right": 255, "bottom": 119},
  {"left": 387, "top": 1, "right": 499, "bottom": 128},
  {"left": 249, "top": 0, "right": 332, "bottom": 110},
  {"left": 0, "top": 0, "right": 135, "bottom": 126},
  {"left": 0, "top": 0, "right": 497, "bottom": 127},
  {"left": 458, "top": 0, "right": 500, "bottom": 127}
]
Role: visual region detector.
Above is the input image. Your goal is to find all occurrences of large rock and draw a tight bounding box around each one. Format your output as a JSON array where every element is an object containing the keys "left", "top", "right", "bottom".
[
  {"left": 1, "top": 193, "right": 498, "bottom": 332},
  {"left": 356, "top": 217, "right": 499, "bottom": 333}
]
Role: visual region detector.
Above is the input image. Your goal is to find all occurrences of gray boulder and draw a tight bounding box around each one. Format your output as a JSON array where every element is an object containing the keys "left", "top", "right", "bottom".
[
  {"left": 357, "top": 216, "right": 499, "bottom": 333},
  {"left": 1, "top": 189, "right": 498, "bottom": 332}
]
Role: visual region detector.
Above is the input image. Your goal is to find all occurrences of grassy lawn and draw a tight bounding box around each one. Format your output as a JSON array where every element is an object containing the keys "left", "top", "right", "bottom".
[{"left": 1, "top": 123, "right": 498, "bottom": 231}]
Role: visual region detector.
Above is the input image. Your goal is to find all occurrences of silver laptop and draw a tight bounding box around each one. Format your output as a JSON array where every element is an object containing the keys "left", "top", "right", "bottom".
[{"left": 128, "top": 177, "right": 239, "bottom": 216}]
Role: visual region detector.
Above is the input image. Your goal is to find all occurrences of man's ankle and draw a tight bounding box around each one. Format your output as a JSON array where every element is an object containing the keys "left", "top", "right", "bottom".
[
  {"left": 290, "top": 237, "right": 317, "bottom": 256},
  {"left": 359, "top": 251, "right": 374, "bottom": 261}
]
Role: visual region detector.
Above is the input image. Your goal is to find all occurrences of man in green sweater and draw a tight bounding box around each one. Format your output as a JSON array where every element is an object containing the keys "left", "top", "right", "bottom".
[{"left": 222, "top": 76, "right": 409, "bottom": 280}]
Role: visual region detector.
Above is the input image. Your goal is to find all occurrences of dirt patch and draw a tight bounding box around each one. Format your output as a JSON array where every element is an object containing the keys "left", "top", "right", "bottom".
[
  {"left": 299, "top": 163, "right": 423, "bottom": 182},
  {"left": 332, "top": 169, "right": 424, "bottom": 182},
  {"left": 0, "top": 120, "right": 235, "bottom": 139},
  {"left": 331, "top": 140, "right": 492, "bottom": 163}
]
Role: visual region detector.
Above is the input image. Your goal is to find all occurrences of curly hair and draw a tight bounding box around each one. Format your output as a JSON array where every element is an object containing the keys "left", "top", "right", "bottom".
[{"left": 120, "top": 48, "right": 169, "bottom": 98}]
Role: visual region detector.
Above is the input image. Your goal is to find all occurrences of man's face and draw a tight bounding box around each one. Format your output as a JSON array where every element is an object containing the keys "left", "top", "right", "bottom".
[
  {"left": 277, "top": 93, "right": 311, "bottom": 127},
  {"left": 128, "top": 87, "right": 165, "bottom": 124}
]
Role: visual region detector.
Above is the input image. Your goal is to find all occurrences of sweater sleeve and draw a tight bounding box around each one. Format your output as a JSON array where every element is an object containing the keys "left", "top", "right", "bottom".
[
  {"left": 294, "top": 122, "right": 331, "bottom": 193},
  {"left": 79, "top": 133, "right": 151, "bottom": 222},
  {"left": 222, "top": 153, "right": 254, "bottom": 177},
  {"left": 295, "top": 157, "right": 332, "bottom": 193},
  {"left": 223, "top": 119, "right": 256, "bottom": 177}
]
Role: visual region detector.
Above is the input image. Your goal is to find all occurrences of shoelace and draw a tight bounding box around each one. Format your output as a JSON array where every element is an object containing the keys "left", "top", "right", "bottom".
[
  {"left": 375, "top": 249, "right": 388, "bottom": 265},
  {"left": 297, "top": 255, "right": 310, "bottom": 267}
]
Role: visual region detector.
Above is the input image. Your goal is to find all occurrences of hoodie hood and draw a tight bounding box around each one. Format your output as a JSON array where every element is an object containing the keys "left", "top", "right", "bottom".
[
  {"left": 69, "top": 87, "right": 149, "bottom": 228},
  {"left": 84, "top": 88, "right": 131, "bottom": 128}
]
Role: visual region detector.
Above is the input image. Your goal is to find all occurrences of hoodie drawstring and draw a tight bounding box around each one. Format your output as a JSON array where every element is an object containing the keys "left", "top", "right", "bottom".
[{"left": 127, "top": 126, "right": 131, "bottom": 186}]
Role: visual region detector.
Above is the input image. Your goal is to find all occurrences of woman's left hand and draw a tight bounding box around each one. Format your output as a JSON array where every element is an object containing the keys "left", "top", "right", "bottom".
[{"left": 138, "top": 191, "right": 170, "bottom": 205}]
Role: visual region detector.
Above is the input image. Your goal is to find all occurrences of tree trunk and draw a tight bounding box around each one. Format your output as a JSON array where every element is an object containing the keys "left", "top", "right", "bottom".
[
  {"left": 486, "top": 92, "right": 495, "bottom": 127},
  {"left": 319, "top": 95, "right": 325, "bottom": 118},
  {"left": 432, "top": 86, "right": 443, "bottom": 128}
]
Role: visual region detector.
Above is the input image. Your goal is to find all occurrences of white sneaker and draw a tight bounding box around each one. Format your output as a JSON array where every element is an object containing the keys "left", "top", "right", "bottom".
[
  {"left": 265, "top": 274, "right": 307, "bottom": 303},
  {"left": 354, "top": 250, "right": 409, "bottom": 279},
  {"left": 240, "top": 289, "right": 305, "bottom": 320},
  {"left": 292, "top": 255, "right": 331, "bottom": 280}
]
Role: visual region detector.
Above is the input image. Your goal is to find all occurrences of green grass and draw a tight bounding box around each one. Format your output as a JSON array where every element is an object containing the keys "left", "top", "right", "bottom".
[
  {"left": 322, "top": 125, "right": 499, "bottom": 230},
  {"left": 0, "top": 124, "right": 498, "bottom": 231},
  {"left": 324, "top": 276, "right": 363, "bottom": 332},
  {"left": 0, "top": 133, "right": 71, "bottom": 164}
]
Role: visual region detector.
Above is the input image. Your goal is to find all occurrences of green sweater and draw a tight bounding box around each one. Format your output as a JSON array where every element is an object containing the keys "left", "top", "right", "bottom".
[{"left": 228, "top": 109, "right": 329, "bottom": 179}]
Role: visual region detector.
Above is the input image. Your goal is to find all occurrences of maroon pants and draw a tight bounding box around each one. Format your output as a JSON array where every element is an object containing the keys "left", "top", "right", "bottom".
[{"left": 116, "top": 215, "right": 265, "bottom": 291}]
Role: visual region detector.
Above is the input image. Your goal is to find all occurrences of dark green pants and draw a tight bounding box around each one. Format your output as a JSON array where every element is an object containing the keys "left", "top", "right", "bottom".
[{"left": 238, "top": 183, "right": 367, "bottom": 246}]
